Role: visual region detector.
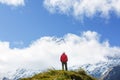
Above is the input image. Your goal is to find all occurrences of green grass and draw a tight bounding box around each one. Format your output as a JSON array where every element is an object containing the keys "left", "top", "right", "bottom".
[{"left": 21, "top": 68, "right": 96, "bottom": 80}]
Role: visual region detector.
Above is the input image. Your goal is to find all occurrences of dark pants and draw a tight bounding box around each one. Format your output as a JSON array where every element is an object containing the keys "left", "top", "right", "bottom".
[{"left": 62, "top": 62, "right": 68, "bottom": 71}]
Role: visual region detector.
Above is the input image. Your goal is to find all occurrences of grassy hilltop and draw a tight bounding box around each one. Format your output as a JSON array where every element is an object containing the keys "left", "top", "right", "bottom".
[{"left": 21, "top": 68, "right": 96, "bottom": 80}]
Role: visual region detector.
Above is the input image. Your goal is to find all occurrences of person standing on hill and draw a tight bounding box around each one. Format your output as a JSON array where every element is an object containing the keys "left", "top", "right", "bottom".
[{"left": 60, "top": 52, "right": 68, "bottom": 71}]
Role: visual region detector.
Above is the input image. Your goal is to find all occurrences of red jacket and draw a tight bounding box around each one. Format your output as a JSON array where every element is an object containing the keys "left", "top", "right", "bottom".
[{"left": 60, "top": 53, "right": 68, "bottom": 63}]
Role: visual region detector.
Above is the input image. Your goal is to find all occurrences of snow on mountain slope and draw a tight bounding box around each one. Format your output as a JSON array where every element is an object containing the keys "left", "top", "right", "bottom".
[
  {"left": 71, "top": 56, "right": 120, "bottom": 78},
  {"left": 101, "top": 65, "right": 120, "bottom": 80},
  {"left": 0, "top": 69, "right": 41, "bottom": 80},
  {"left": 1, "top": 56, "right": 119, "bottom": 80}
]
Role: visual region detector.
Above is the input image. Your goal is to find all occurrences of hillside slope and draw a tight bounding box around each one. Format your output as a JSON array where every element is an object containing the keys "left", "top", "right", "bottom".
[
  {"left": 101, "top": 65, "right": 120, "bottom": 80},
  {"left": 21, "top": 69, "right": 96, "bottom": 80}
]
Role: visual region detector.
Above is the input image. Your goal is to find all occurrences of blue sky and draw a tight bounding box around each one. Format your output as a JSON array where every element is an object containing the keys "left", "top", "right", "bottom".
[
  {"left": 0, "top": 0, "right": 120, "bottom": 48},
  {"left": 0, "top": 0, "right": 120, "bottom": 75}
]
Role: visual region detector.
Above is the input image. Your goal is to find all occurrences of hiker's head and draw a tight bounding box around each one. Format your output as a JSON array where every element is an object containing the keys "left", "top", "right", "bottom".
[{"left": 63, "top": 52, "right": 65, "bottom": 55}]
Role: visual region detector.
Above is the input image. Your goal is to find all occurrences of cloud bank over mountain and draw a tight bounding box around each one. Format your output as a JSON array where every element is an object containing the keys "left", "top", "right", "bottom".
[
  {"left": 44, "top": 0, "right": 120, "bottom": 19},
  {"left": 0, "top": 31, "right": 120, "bottom": 73}
]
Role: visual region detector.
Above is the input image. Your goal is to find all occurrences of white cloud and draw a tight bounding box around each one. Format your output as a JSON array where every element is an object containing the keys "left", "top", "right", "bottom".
[
  {"left": 0, "top": 31, "right": 120, "bottom": 74},
  {"left": 43, "top": 0, "right": 120, "bottom": 19},
  {"left": 0, "top": 0, "right": 25, "bottom": 6}
]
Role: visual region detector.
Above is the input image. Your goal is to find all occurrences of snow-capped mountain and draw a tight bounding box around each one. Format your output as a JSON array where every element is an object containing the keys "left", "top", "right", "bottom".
[
  {"left": 0, "top": 56, "right": 120, "bottom": 80},
  {"left": 71, "top": 56, "right": 120, "bottom": 78},
  {"left": 0, "top": 69, "right": 41, "bottom": 80},
  {"left": 100, "top": 65, "right": 120, "bottom": 80},
  {"left": 87, "top": 57, "right": 120, "bottom": 78}
]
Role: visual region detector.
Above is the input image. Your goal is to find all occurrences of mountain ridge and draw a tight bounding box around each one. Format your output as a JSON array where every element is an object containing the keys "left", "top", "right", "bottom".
[{"left": 100, "top": 65, "right": 120, "bottom": 80}]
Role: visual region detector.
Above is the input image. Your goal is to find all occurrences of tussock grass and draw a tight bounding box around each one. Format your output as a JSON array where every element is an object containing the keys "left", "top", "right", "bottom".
[{"left": 21, "top": 68, "right": 96, "bottom": 80}]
